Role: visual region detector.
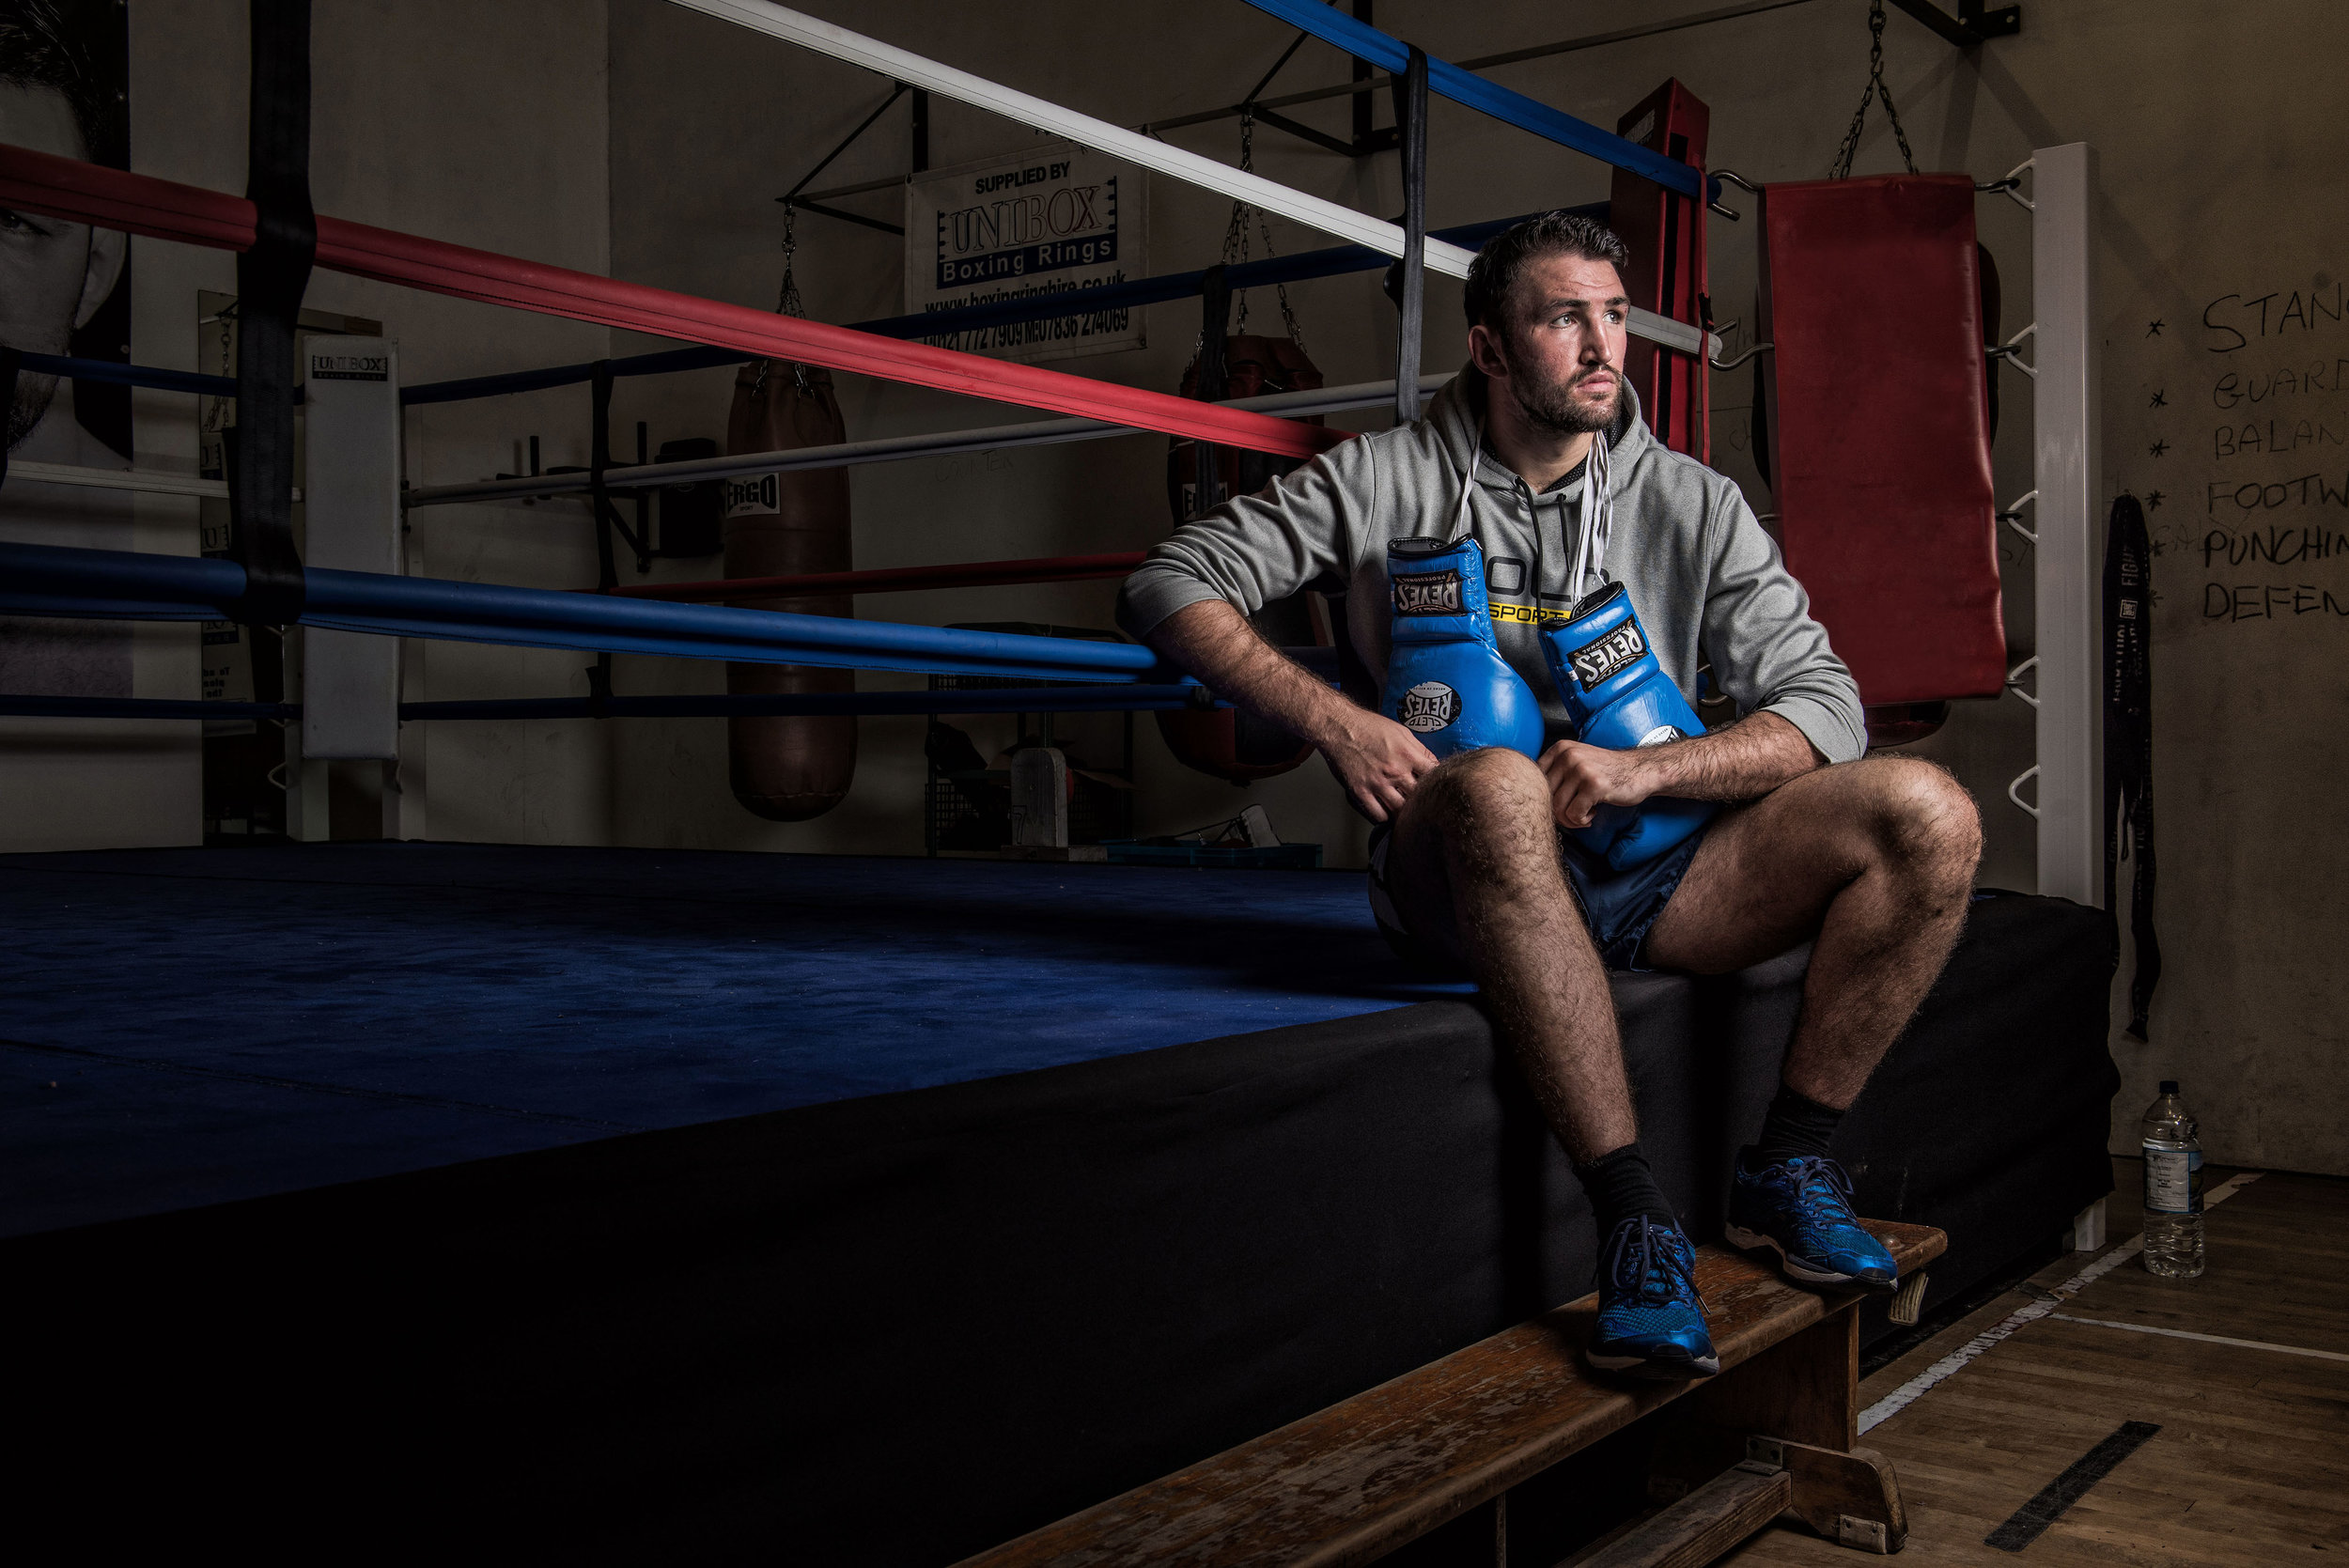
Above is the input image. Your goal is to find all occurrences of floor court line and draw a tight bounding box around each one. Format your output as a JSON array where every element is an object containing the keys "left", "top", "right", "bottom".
[
  {"left": 1856, "top": 1171, "right": 2266, "bottom": 1434},
  {"left": 2048, "top": 1312, "right": 2349, "bottom": 1363}
]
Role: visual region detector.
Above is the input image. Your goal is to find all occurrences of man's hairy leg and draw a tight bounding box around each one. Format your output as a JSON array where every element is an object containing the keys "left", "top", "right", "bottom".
[
  {"left": 1644, "top": 755, "right": 1983, "bottom": 1108},
  {"left": 1387, "top": 747, "right": 1635, "bottom": 1160}
]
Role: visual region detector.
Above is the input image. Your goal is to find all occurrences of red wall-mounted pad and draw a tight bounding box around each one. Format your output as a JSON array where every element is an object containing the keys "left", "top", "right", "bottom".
[
  {"left": 1610, "top": 79, "right": 1711, "bottom": 462},
  {"left": 1758, "top": 175, "right": 2005, "bottom": 706}
]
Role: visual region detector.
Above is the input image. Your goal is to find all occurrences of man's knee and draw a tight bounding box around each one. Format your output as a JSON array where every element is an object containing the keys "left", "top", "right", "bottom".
[
  {"left": 1858, "top": 756, "right": 1982, "bottom": 886},
  {"left": 1417, "top": 745, "right": 1549, "bottom": 822},
  {"left": 1409, "top": 746, "right": 1556, "bottom": 870}
]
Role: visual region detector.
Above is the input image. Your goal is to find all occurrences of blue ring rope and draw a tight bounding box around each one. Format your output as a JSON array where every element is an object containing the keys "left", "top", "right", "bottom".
[
  {"left": 0, "top": 688, "right": 1230, "bottom": 722},
  {"left": 0, "top": 541, "right": 1174, "bottom": 684}
]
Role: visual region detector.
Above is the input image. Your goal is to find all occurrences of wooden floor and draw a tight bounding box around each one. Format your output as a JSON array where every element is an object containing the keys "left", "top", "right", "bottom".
[{"left": 1721, "top": 1160, "right": 2349, "bottom": 1565}]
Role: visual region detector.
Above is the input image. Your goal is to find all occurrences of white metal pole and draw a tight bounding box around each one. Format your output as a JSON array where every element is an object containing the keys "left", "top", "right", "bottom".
[
  {"left": 2030, "top": 143, "right": 2103, "bottom": 906},
  {"left": 300, "top": 335, "right": 403, "bottom": 763}
]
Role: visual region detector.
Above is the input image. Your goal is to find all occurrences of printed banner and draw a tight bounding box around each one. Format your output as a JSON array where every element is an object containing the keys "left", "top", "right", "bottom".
[{"left": 904, "top": 143, "right": 1146, "bottom": 364}]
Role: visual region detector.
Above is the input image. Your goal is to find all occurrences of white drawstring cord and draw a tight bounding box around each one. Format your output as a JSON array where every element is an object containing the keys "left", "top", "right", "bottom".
[
  {"left": 1568, "top": 430, "right": 1612, "bottom": 604},
  {"left": 1450, "top": 417, "right": 1483, "bottom": 540}
]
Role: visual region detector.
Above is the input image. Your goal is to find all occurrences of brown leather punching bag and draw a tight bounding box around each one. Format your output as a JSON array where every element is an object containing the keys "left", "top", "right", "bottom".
[
  {"left": 723, "top": 360, "right": 856, "bottom": 820},
  {"left": 1159, "top": 334, "right": 1330, "bottom": 784}
]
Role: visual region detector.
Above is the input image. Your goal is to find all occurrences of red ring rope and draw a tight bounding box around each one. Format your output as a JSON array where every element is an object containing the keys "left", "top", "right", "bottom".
[
  {"left": 608, "top": 552, "right": 1147, "bottom": 604},
  {"left": 0, "top": 144, "right": 1343, "bottom": 462}
]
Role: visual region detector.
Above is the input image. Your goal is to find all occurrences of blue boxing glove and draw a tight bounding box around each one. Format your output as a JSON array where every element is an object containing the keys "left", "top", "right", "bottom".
[
  {"left": 1539, "top": 582, "right": 1718, "bottom": 870},
  {"left": 1383, "top": 536, "right": 1547, "bottom": 759}
]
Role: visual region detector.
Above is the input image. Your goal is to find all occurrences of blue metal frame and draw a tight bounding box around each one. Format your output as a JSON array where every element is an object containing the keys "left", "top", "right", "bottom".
[{"left": 1237, "top": 0, "right": 1712, "bottom": 202}]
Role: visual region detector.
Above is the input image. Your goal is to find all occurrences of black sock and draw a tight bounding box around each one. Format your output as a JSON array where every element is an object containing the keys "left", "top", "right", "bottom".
[
  {"left": 1749, "top": 1084, "right": 1844, "bottom": 1165},
  {"left": 1577, "top": 1141, "right": 1677, "bottom": 1234}
]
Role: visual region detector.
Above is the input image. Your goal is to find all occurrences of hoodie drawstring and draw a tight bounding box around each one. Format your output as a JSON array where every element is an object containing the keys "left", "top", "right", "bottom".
[
  {"left": 1451, "top": 413, "right": 1612, "bottom": 607},
  {"left": 1569, "top": 430, "right": 1613, "bottom": 605},
  {"left": 1449, "top": 417, "right": 1483, "bottom": 540}
]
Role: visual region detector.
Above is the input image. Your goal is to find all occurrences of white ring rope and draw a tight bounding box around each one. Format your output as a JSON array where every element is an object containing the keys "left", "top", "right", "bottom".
[
  {"left": 5, "top": 459, "right": 251, "bottom": 502},
  {"left": 667, "top": 3, "right": 1719, "bottom": 359},
  {"left": 405, "top": 373, "right": 1457, "bottom": 510}
]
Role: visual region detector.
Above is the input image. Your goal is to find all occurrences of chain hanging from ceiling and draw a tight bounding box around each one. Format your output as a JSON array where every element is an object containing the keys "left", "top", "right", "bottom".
[
  {"left": 754, "top": 201, "right": 813, "bottom": 397},
  {"left": 1216, "top": 109, "right": 1310, "bottom": 354},
  {"left": 1829, "top": 0, "right": 1920, "bottom": 180}
]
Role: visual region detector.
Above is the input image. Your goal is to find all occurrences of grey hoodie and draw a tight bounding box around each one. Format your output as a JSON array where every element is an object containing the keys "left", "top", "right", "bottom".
[{"left": 1117, "top": 367, "right": 1866, "bottom": 767}]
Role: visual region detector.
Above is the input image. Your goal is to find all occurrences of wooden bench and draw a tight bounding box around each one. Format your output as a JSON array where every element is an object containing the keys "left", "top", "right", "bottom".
[{"left": 959, "top": 1221, "right": 1946, "bottom": 1568}]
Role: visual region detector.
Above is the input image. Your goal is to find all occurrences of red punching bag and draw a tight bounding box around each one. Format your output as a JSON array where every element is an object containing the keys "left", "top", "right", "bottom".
[
  {"left": 1159, "top": 334, "right": 1330, "bottom": 784},
  {"left": 723, "top": 359, "right": 857, "bottom": 820}
]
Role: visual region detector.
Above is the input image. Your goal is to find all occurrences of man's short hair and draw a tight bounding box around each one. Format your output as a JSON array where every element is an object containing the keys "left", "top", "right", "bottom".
[
  {"left": 0, "top": 0, "right": 126, "bottom": 168},
  {"left": 1463, "top": 211, "right": 1631, "bottom": 332}
]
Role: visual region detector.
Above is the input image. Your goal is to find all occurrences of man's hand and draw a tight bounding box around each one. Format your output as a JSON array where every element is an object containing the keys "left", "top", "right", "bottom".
[
  {"left": 1539, "top": 710, "right": 1829, "bottom": 826},
  {"left": 1538, "top": 737, "right": 1663, "bottom": 830},
  {"left": 1319, "top": 706, "right": 1439, "bottom": 823}
]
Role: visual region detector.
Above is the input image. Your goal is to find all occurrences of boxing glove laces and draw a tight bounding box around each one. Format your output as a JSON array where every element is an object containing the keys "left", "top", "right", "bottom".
[
  {"left": 1539, "top": 581, "right": 1717, "bottom": 870},
  {"left": 1383, "top": 535, "right": 1547, "bottom": 759}
]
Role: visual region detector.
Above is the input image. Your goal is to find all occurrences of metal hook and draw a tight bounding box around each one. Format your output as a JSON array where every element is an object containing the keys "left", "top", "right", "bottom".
[
  {"left": 2006, "top": 655, "right": 2040, "bottom": 708},
  {"left": 2000, "top": 489, "right": 2040, "bottom": 544},
  {"left": 1710, "top": 340, "right": 1772, "bottom": 372},
  {"left": 1983, "top": 157, "right": 2035, "bottom": 210},
  {"left": 1706, "top": 169, "right": 1759, "bottom": 222},
  {"left": 2007, "top": 764, "right": 2040, "bottom": 818},
  {"left": 1985, "top": 321, "right": 2038, "bottom": 380}
]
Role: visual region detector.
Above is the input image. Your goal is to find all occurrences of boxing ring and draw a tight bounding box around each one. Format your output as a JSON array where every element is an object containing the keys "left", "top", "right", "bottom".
[
  {"left": 0, "top": 0, "right": 2119, "bottom": 1560},
  {"left": 4, "top": 842, "right": 2115, "bottom": 1560}
]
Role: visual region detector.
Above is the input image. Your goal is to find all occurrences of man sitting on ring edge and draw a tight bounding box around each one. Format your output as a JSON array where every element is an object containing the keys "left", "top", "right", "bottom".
[{"left": 1116, "top": 211, "right": 1981, "bottom": 1378}]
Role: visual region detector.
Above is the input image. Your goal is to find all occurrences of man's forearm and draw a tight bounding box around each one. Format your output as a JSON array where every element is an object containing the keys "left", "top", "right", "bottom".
[
  {"left": 1147, "top": 598, "right": 1439, "bottom": 821},
  {"left": 1143, "top": 598, "right": 1357, "bottom": 746},
  {"left": 1641, "top": 710, "right": 1824, "bottom": 802}
]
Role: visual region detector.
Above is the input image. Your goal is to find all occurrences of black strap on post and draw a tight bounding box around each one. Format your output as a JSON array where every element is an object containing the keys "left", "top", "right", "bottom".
[
  {"left": 0, "top": 346, "right": 19, "bottom": 489},
  {"left": 2102, "top": 493, "right": 2159, "bottom": 1039},
  {"left": 587, "top": 362, "right": 650, "bottom": 581},
  {"left": 1192, "top": 265, "right": 1232, "bottom": 516},
  {"left": 590, "top": 360, "right": 620, "bottom": 590},
  {"left": 1388, "top": 45, "right": 1428, "bottom": 428},
  {"left": 229, "top": 0, "right": 315, "bottom": 628},
  {"left": 585, "top": 653, "right": 614, "bottom": 720}
]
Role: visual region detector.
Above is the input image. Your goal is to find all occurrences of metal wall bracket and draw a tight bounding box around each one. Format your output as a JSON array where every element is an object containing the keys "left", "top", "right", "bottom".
[{"left": 1886, "top": 0, "right": 2021, "bottom": 49}]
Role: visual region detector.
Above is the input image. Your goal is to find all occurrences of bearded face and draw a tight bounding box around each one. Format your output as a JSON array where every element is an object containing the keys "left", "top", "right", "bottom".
[{"left": 1498, "top": 323, "right": 1622, "bottom": 437}]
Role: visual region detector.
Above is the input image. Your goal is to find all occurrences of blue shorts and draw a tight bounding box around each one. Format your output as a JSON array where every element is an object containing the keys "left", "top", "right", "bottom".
[{"left": 1367, "top": 819, "right": 1707, "bottom": 973}]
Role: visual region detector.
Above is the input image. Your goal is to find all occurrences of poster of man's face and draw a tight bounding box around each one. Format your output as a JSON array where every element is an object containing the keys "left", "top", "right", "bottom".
[{"left": 1, "top": 0, "right": 129, "bottom": 460}]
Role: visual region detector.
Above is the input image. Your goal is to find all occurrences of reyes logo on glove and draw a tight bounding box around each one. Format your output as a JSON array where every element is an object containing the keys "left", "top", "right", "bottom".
[
  {"left": 1392, "top": 570, "right": 1464, "bottom": 616},
  {"left": 1397, "top": 680, "right": 1461, "bottom": 732},
  {"left": 1565, "top": 622, "right": 1647, "bottom": 691}
]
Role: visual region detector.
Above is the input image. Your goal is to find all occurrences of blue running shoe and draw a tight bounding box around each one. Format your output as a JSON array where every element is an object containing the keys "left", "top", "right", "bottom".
[
  {"left": 1586, "top": 1217, "right": 1719, "bottom": 1378},
  {"left": 1725, "top": 1154, "right": 1898, "bottom": 1291}
]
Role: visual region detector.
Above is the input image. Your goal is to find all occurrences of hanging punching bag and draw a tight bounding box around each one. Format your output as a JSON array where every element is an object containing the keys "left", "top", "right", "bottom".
[
  {"left": 1159, "top": 334, "right": 1330, "bottom": 784},
  {"left": 723, "top": 359, "right": 856, "bottom": 820}
]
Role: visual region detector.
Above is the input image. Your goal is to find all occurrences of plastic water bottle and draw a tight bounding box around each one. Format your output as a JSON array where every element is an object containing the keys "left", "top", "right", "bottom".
[{"left": 2140, "top": 1080, "right": 2205, "bottom": 1279}]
